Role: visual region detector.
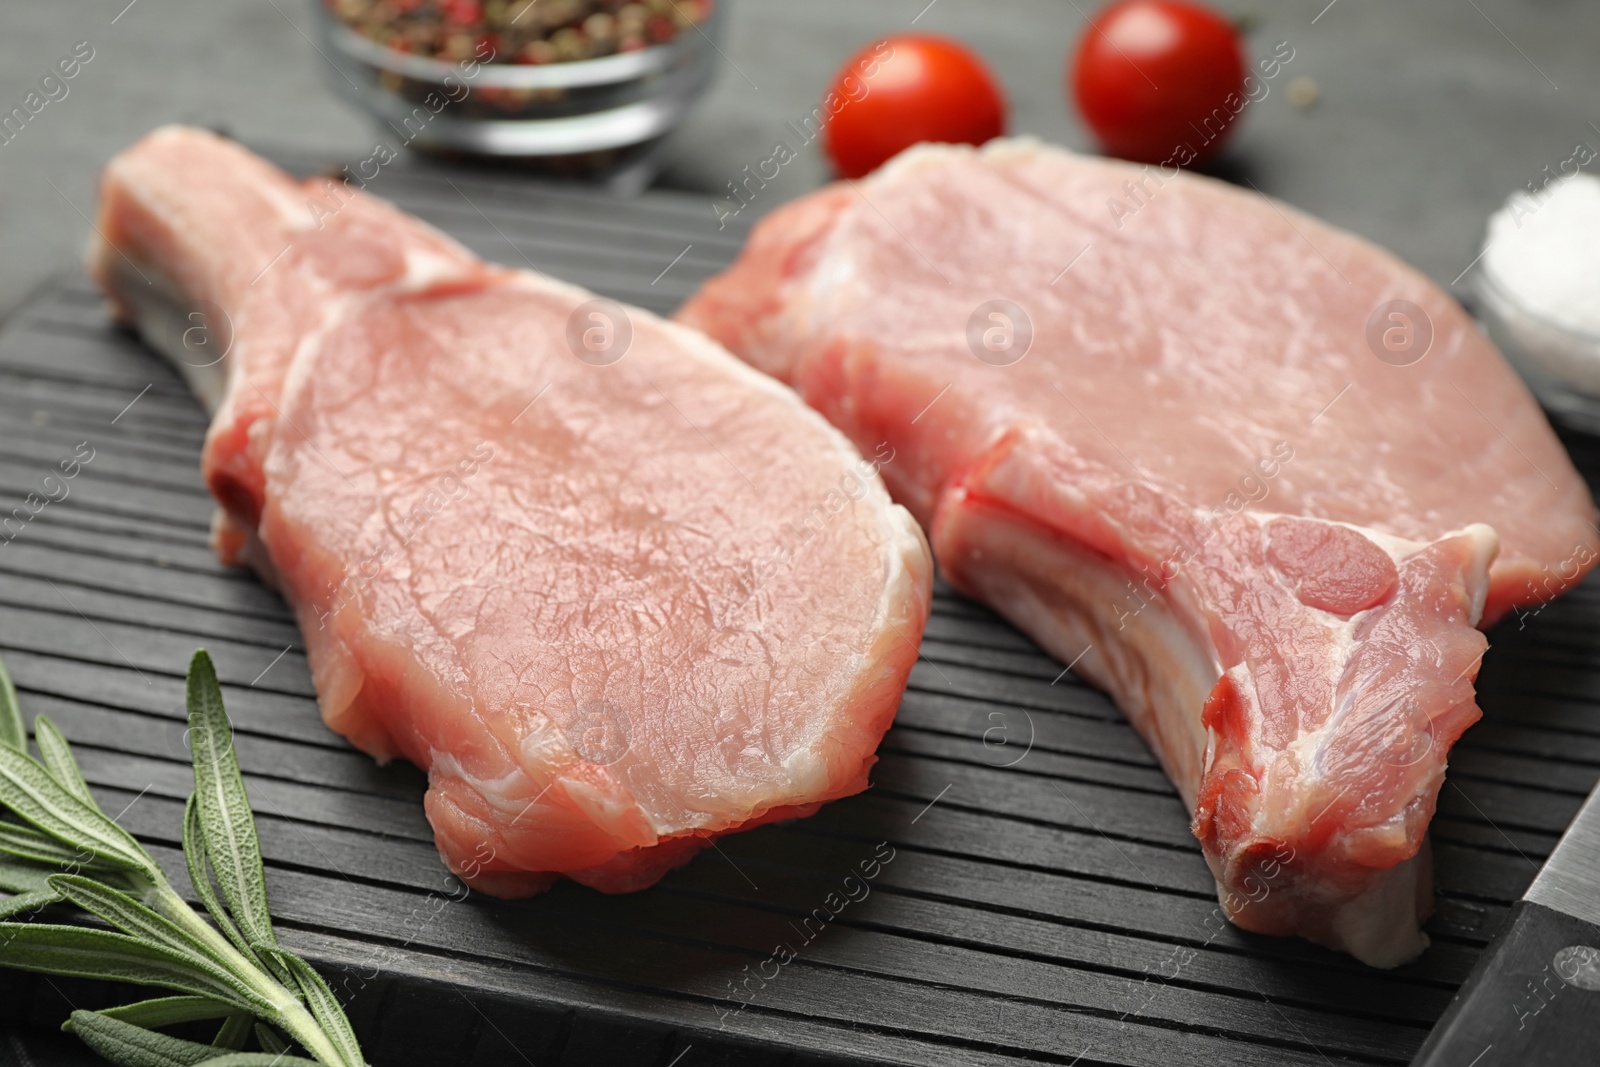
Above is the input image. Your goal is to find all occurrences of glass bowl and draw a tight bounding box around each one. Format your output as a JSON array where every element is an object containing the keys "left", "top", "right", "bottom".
[
  {"left": 311, "top": 0, "right": 723, "bottom": 183},
  {"left": 1474, "top": 260, "right": 1600, "bottom": 435}
]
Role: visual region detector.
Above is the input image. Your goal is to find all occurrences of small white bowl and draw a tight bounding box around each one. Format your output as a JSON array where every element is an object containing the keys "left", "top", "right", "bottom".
[{"left": 1476, "top": 262, "right": 1600, "bottom": 432}]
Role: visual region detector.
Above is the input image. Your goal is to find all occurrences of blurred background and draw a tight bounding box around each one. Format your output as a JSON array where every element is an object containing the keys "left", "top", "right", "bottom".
[{"left": 1, "top": 0, "right": 1596, "bottom": 322}]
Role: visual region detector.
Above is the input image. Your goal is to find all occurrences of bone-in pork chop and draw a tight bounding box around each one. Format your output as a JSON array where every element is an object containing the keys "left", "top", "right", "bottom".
[
  {"left": 91, "top": 127, "right": 932, "bottom": 895},
  {"left": 678, "top": 138, "right": 1599, "bottom": 965}
]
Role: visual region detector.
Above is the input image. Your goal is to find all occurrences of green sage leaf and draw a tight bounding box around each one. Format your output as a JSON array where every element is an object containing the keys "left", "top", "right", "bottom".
[
  {"left": 33, "top": 715, "right": 96, "bottom": 806},
  {"left": 71, "top": 996, "right": 237, "bottom": 1031},
  {"left": 0, "top": 923, "right": 266, "bottom": 1014},
  {"left": 252, "top": 1023, "right": 288, "bottom": 1056},
  {"left": 0, "top": 887, "right": 58, "bottom": 920},
  {"left": 213, "top": 1012, "right": 252, "bottom": 1050},
  {"left": 185, "top": 652, "right": 277, "bottom": 958},
  {"left": 48, "top": 875, "right": 237, "bottom": 977},
  {"left": 0, "top": 853, "right": 57, "bottom": 894},
  {"left": 0, "top": 851, "right": 136, "bottom": 899},
  {"left": 0, "top": 820, "right": 103, "bottom": 868},
  {"left": 0, "top": 655, "right": 24, "bottom": 752},
  {"left": 183, "top": 794, "right": 254, "bottom": 965},
  {"left": 0, "top": 651, "right": 369, "bottom": 1067},
  {"left": 254, "top": 945, "right": 364, "bottom": 1067},
  {"left": 0, "top": 744, "right": 158, "bottom": 877},
  {"left": 69, "top": 1008, "right": 233, "bottom": 1067}
]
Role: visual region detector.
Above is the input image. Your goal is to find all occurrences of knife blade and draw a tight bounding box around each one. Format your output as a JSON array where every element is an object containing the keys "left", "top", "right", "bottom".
[{"left": 1412, "top": 781, "right": 1600, "bottom": 1065}]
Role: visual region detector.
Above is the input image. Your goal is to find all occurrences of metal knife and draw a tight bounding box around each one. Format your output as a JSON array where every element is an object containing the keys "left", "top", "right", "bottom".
[{"left": 1412, "top": 783, "right": 1600, "bottom": 1065}]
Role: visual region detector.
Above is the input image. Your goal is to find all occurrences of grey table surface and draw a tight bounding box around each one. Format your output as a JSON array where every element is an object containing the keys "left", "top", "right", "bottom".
[{"left": 0, "top": 1, "right": 1595, "bottom": 1063}]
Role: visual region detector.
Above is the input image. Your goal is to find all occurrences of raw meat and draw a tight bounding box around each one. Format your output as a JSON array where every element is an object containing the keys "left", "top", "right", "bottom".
[
  {"left": 678, "top": 139, "right": 1599, "bottom": 965},
  {"left": 90, "top": 127, "right": 484, "bottom": 565},
  {"left": 90, "top": 127, "right": 931, "bottom": 894}
]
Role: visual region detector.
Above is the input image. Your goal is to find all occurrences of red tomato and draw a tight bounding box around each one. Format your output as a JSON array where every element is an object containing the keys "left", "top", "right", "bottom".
[
  {"left": 443, "top": 0, "right": 482, "bottom": 25},
  {"left": 823, "top": 35, "right": 1006, "bottom": 180},
  {"left": 1071, "top": 0, "right": 1246, "bottom": 166}
]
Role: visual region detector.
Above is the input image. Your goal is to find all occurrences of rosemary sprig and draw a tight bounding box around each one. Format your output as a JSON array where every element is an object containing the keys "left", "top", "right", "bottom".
[{"left": 0, "top": 650, "right": 367, "bottom": 1067}]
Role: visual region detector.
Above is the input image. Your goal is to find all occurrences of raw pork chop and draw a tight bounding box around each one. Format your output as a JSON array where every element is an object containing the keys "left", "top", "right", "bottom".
[
  {"left": 678, "top": 139, "right": 1599, "bottom": 965},
  {"left": 91, "top": 127, "right": 931, "bottom": 894}
]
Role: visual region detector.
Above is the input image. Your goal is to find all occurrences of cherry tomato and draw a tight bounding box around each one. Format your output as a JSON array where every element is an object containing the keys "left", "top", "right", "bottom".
[
  {"left": 823, "top": 35, "right": 1006, "bottom": 180},
  {"left": 1071, "top": 0, "right": 1246, "bottom": 166},
  {"left": 443, "top": 0, "right": 482, "bottom": 25}
]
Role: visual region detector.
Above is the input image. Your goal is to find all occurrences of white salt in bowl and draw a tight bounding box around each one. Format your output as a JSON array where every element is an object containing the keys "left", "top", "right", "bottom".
[{"left": 1475, "top": 174, "right": 1600, "bottom": 425}]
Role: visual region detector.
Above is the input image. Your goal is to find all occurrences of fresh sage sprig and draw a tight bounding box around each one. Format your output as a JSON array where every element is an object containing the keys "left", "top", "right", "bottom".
[{"left": 0, "top": 649, "right": 368, "bottom": 1067}]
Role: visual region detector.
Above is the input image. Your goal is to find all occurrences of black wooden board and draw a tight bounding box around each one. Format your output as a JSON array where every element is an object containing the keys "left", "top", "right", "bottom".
[{"left": 0, "top": 149, "right": 1597, "bottom": 1066}]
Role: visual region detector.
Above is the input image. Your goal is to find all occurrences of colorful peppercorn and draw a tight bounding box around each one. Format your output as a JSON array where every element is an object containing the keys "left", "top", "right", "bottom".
[{"left": 327, "top": 0, "right": 710, "bottom": 62}]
